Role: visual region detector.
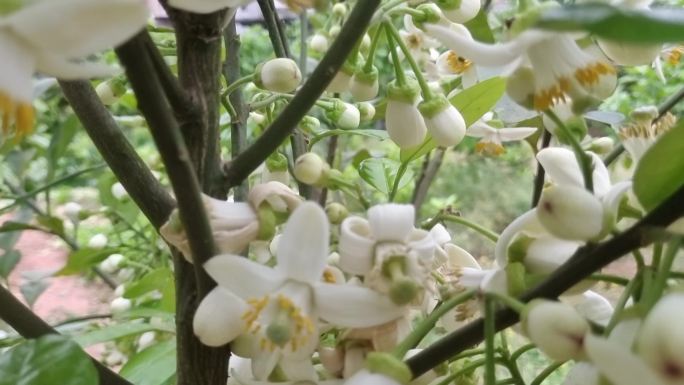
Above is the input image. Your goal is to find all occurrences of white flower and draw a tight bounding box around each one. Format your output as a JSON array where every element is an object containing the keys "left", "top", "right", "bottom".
[
  {"left": 193, "top": 202, "right": 404, "bottom": 381},
  {"left": 522, "top": 299, "right": 589, "bottom": 361},
  {"left": 344, "top": 370, "right": 401, "bottom": 385},
  {"left": 256, "top": 58, "right": 302, "bottom": 93},
  {"left": 338, "top": 204, "right": 436, "bottom": 305},
  {"left": 168, "top": 0, "right": 252, "bottom": 14},
  {"left": 88, "top": 233, "right": 108, "bottom": 249},
  {"left": 0, "top": 0, "right": 149, "bottom": 140},
  {"left": 436, "top": 49, "right": 479, "bottom": 88},
  {"left": 385, "top": 80, "right": 428, "bottom": 149},
  {"left": 110, "top": 297, "right": 132, "bottom": 313},
  {"left": 423, "top": 24, "right": 617, "bottom": 110},
  {"left": 536, "top": 184, "right": 605, "bottom": 241},
  {"left": 466, "top": 114, "right": 536, "bottom": 155}
]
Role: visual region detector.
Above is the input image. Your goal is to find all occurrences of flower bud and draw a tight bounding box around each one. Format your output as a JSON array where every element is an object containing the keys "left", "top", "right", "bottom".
[
  {"left": 436, "top": 0, "right": 481, "bottom": 24},
  {"left": 358, "top": 102, "right": 376, "bottom": 122},
  {"left": 329, "top": 25, "right": 341, "bottom": 39},
  {"left": 419, "top": 95, "right": 466, "bottom": 147},
  {"left": 88, "top": 233, "right": 108, "bottom": 249},
  {"left": 363, "top": 352, "right": 413, "bottom": 384},
  {"left": 110, "top": 297, "right": 132, "bottom": 313},
  {"left": 63, "top": 202, "right": 83, "bottom": 222},
  {"left": 99, "top": 253, "right": 124, "bottom": 273},
  {"left": 327, "top": 65, "right": 353, "bottom": 93},
  {"left": 95, "top": 78, "right": 126, "bottom": 106},
  {"left": 327, "top": 101, "right": 360, "bottom": 129},
  {"left": 254, "top": 58, "right": 302, "bottom": 93},
  {"left": 597, "top": 39, "right": 662, "bottom": 66},
  {"left": 326, "top": 202, "right": 349, "bottom": 225},
  {"left": 294, "top": 152, "right": 329, "bottom": 185},
  {"left": 310, "top": 33, "right": 329, "bottom": 53},
  {"left": 588, "top": 137, "right": 614, "bottom": 154},
  {"left": 506, "top": 66, "right": 536, "bottom": 109},
  {"left": 332, "top": 2, "right": 347, "bottom": 17},
  {"left": 637, "top": 293, "right": 684, "bottom": 381},
  {"left": 386, "top": 80, "right": 427, "bottom": 149},
  {"left": 522, "top": 299, "right": 589, "bottom": 361},
  {"left": 137, "top": 331, "right": 156, "bottom": 350},
  {"left": 350, "top": 66, "right": 379, "bottom": 101},
  {"left": 111, "top": 182, "right": 129, "bottom": 200},
  {"left": 536, "top": 185, "right": 604, "bottom": 241},
  {"left": 298, "top": 115, "right": 321, "bottom": 134}
]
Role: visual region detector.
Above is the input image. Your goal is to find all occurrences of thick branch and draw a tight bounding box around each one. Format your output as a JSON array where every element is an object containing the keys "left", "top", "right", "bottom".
[
  {"left": 257, "top": 0, "right": 290, "bottom": 58},
  {"left": 59, "top": 80, "right": 175, "bottom": 229},
  {"left": 223, "top": 0, "right": 382, "bottom": 188},
  {"left": 142, "top": 32, "right": 193, "bottom": 115},
  {"left": 406, "top": 181, "right": 684, "bottom": 377},
  {"left": 0, "top": 285, "right": 132, "bottom": 385}
]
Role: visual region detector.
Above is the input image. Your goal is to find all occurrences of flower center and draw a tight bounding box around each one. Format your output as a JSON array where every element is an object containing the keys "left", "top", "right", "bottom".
[
  {"left": 446, "top": 51, "right": 472, "bottom": 74},
  {"left": 322, "top": 268, "right": 337, "bottom": 283},
  {"left": 0, "top": 91, "right": 34, "bottom": 141},
  {"left": 574, "top": 62, "right": 615, "bottom": 87},
  {"left": 475, "top": 141, "right": 505, "bottom": 156},
  {"left": 243, "top": 294, "right": 315, "bottom": 352},
  {"left": 668, "top": 46, "right": 684, "bottom": 66}
]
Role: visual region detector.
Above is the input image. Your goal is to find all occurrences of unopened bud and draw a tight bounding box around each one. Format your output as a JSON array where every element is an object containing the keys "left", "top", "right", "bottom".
[
  {"left": 522, "top": 299, "right": 589, "bottom": 361},
  {"left": 298, "top": 115, "right": 321, "bottom": 133},
  {"left": 537, "top": 185, "right": 604, "bottom": 241},
  {"left": 506, "top": 66, "right": 536, "bottom": 109},
  {"left": 255, "top": 58, "right": 302, "bottom": 93},
  {"left": 597, "top": 39, "right": 661, "bottom": 66},
  {"left": 99, "top": 253, "right": 124, "bottom": 273},
  {"left": 588, "top": 137, "right": 614, "bottom": 154},
  {"left": 88, "top": 233, "right": 108, "bottom": 249},
  {"left": 325, "top": 202, "right": 348, "bottom": 224},
  {"left": 419, "top": 95, "right": 466, "bottom": 147},
  {"left": 110, "top": 297, "right": 132, "bottom": 313},
  {"left": 294, "top": 152, "right": 329, "bottom": 185},
  {"left": 111, "top": 182, "right": 129, "bottom": 201},
  {"left": 332, "top": 2, "right": 347, "bottom": 17},
  {"left": 350, "top": 66, "right": 379, "bottom": 101},
  {"left": 63, "top": 202, "right": 83, "bottom": 222},
  {"left": 436, "top": 0, "right": 481, "bottom": 24},
  {"left": 358, "top": 102, "right": 376, "bottom": 122},
  {"left": 327, "top": 101, "right": 360, "bottom": 129},
  {"left": 310, "top": 33, "right": 329, "bottom": 53}
]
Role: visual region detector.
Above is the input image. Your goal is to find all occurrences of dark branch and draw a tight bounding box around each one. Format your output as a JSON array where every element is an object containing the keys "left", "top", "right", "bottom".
[{"left": 223, "top": 0, "right": 382, "bottom": 189}]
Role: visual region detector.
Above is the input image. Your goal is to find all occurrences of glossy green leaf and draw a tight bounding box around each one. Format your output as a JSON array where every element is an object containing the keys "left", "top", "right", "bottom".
[
  {"left": 19, "top": 273, "right": 48, "bottom": 308},
  {"left": 465, "top": 10, "right": 495, "bottom": 43},
  {"left": 0, "top": 335, "right": 98, "bottom": 385},
  {"left": 400, "top": 77, "right": 507, "bottom": 162},
  {"left": 124, "top": 268, "right": 175, "bottom": 312},
  {"left": 120, "top": 339, "right": 176, "bottom": 385},
  {"left": 74, "top": 322, "right": 172, "bottom": 347},
  {"left": 56, "top": 248, "right": 116, "bottom": 276},
  {"left": 0, "top": 250, "right": 20, "bottom": 279},
  {"left": 537, "top": 3, "right": 684, "bottom": 43},
  {"left": 36, "top": 215, "right": 65, "bottom": 237},
  {"left": 309, "top": 129, "right": 388, "bottom": 148},
  {"left": 633, "top": 121, "right": 684, "bottom": 211},
  {"left": 358, "top": 158, "right": 414, "bottom": 195}
]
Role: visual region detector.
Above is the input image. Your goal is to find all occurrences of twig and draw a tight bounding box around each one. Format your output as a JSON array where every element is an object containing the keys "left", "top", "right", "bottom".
[
  {"left": 406, "top": 180, "right": 684, "bottom": 377},
  {"left": 0, "top": 285, "right": 132, "bottom": 385},
  {"left": 412, "top": 148, "right": 445, "bottom": 214},
  {"left": 531, "top": 128, "right": 552, "bottom": 207},
  {"left": 257, "top": 0, "right": 290, "bottom": 58},
  {"left": 142, "top": 32, "right": 191, "bottom": 115},
  {"left": 59, "top": 80, "right": 175, "bottom": 229},
  {"left": 318, "top": 135, "right": 339, "bottom": 205},
  {"left": 223, "top": 0, "right": 382, "bottom": 189}
]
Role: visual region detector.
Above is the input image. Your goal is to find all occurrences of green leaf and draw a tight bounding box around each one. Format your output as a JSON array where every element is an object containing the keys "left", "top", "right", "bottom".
[
  {"left": 537, "top": 3, "right": 684, "bottom": 43},
  {"left": 309, "top": 129, "right": 388, "bottom": 148},
  {"left": 119, "top": 339, "right": 176, "bottom": 385},
  {"left": 465, "top": 10, "right": 495, "bottom": 43},
  {"left": 124, "top": 268, "right": 175, "bottom": 312},
  {"left": 0, "top": 221, "right": 43, "bottom": 234},
  {"left": 0, "top": 250, "right": 20, "bottom": 279},
  {"left": 36, "top": 215, "right": 65, "bottom": 236},
  {"left": 0, "top": 335, "right": 98, "bottom": 385},
  {"left": 74, "top": 322, "right": 172, "bottom": 347},
  {"left": 633, "top": 121, "right": 684, "bottom": 211},
  {"left": 358, "top": 158, "right": 414, "bottom": 195},
  {"left": 400, "top": 77, "right": 507, "bottom": 162},
  {"left": 56, "top": 248, "right": 116, "bottom": 276},
  {"left": 20, "top": 275, "right": 49, "bottom": 308}
]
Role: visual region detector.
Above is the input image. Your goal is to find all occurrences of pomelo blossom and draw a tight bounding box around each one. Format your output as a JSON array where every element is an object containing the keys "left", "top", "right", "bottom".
[
  {"left": 193, "top": 202, "right": 404, "bottom": 381},
  {"left": 422, "top": 23, "right": 617, "bottom": 110},
  {"left": 385, "top": 79, "right": 428, "bottom": 149},
  {"left": 161, "top": 181, "right": 301, "bottom": 262},
  {"left": 466, "top": 112, "right": 536, "bottom": 155},
  {"left": 521, "top": 299, "right": 590, "bottom": 361},
  {"left": 436, "top": 49, "right": 478, "bottom": 88},
  {"left": 338, "top": 204, "right": 436, "bottom": 305},
  {"left": 0, "top": 0, "right": 149, "bottom": 141},
  {"left": 619, "top": 106, "right": 677, "bottom": 162}
]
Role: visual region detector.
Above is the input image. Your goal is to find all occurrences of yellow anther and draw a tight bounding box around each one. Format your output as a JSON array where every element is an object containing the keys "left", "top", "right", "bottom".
[
  {"left": 15, "top": 103, "right": 34, "bottom": 139},
  {"left": 533, "top": 78, "right": 570, "bottom": 111},
  {"left": 322, "top": 269, "right": 337, "bottom": 283},
  {"left": 445, "top": 51, "right": 472, "bottom": 74},
  {"left": 574, "top": 62, "right": 615, "bottom": 86},
  {"left": 668, "top": 46, "right": 684, "bottom": 66},
  {"left": 0, "top": 91, "right": 35, "bottom": 141},
  {"left": 475, "top": 141, "right": 505, "bottom": 156}
]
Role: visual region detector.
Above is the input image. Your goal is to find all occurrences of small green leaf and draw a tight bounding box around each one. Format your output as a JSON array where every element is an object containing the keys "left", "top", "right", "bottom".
[
  {"left": 537, "top": 3, "right": 684, "bottom": 43},
  {"left": 633, "top": 121, "right": 684, "bottom": 211},
  {"left": 120, "top": 339, "right": 176, "bottom": 385},
  {"left": 0, "top": 335, "right": 98, "bottom": 385},
  {"left": 74, "top": 322, "right": 172, "bottom": 347},
  {"left": 465, "top": 10, "right": 495, "bottom": 43},
  {"left": 20, "top": 271, "right": 49, "bottom": 308},
  {"left": 0, "top": 250, "right": 20, "bottom": 279},
  {"left": 56, "top": 248, "right": 116, "bottom": 276},
  {"left": 359, "top": 158, "right": 414, "bottom": 195},
  {"left": 124, "top": 268, "right": 175, "bottom": 312},
  {"left": 400, "top": 77, "right": 507, "bottom": 162},
  {"left": 309, "top": 129, "right": 388, "bottom": 148},
  {"left": 36, "top": 215, "right": 65, "bottom": 236}
]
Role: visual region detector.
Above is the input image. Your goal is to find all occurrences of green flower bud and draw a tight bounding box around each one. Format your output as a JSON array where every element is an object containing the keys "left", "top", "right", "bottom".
[
  {"left": 294, "top": 152, "right": 329, "bottom": 185},
  {"left": 365, "top": 352, "right": 413, "bottom": 384},
  {"left": 266, "top": 152, "right": 288, "bottom": 172},
  {"left": 325, "top": 202, "right": 348, "bottom": 225},
  {"left": 255, "top": 58, "right": 302, "bottom": 93}
]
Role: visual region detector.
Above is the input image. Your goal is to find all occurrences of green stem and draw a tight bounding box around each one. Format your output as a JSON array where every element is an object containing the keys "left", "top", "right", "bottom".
[
  {"left": 383, "top": 20, "right": 434, "bottom": 99},
  {"left": 393, "top": 290, "right": 475, "bottom": 358},
  {"left": 606, "top": 271, "right": 640, "bottom": 334},
  {"left": 223, "top": 74, "right": 254, "bottom": 98},
  {"left": 509, "top": 343, "right": 535, "bottom": 362},
  {"left": 363, "top": 25, "right": 384, "bottom": 71},
  {"left": 530, "top": 362, "right": 565, "bottom": 385},
  {"left": 440, "top": 214, "right": 499, "bottom": 243},
  {"left": 389, "top": 162, "right": 409, "bottom": 201},
  {"left": 588, "top": 273, "right": 630, "bottom": 286},
  {"left": 644, "top": 238, "right": 682, "bottom": 311},
  {"left": 434, "top": 358, "right": 489, "bottom": 385},
  {"left": 487, "top": 292, "right": 526, "bottom": 314},
  {"left": 545, "top": 110, "right": 593, "bottom": 193},
  {"left": 484, "top": 296, "right": 498, "bottom": 385},
  {"left": 386, "top": 25, "right": 407, "bottom": 85}
]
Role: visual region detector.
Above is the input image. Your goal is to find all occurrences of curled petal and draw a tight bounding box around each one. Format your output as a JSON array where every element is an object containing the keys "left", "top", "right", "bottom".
[
  {"left": 445, "top": 244, "right": 481, "bottom": 269},
  {"left": 338, "top": 217, "right": 375, "bottom": 275},
  {"left": 537, "top": 147, "right": 584, "bottom": 188},
  {"left": 495, "top": 209, "right": 543, "bottom": 266},
  {"left": 36, "top": 55, "right": 116, "bottom": 80},
  {"left": 248, "top": 181, "right": 301, "bottom": 213},
  {"left": 204, "top": 255, "right": 285, "bottom": 299},
  {"left": 193, "top": 287, "right": 247, "bottom": 346},
  {"left": 407, "top": 229, "right": 437, "bottom": 262},
  {"left": 585, "top": 333, "right": 667, "bottom": 385},
  {"left": 275, "top": 202, "right": 329, "bottom": 282},
  {"left": 429, "top": 224, "right": 452, "bottom": 245},
  {"left": 497, "top": 127, "right": 537, "bottom": 142},
  {"left": 314, "top": 283, "right": 404, "bottom": 328},
  {"left": 368, "top": 204, "right": 415, "bottom": 242},
  {"left": 213, "top": 221, "right": 260, "bottom": 254}
]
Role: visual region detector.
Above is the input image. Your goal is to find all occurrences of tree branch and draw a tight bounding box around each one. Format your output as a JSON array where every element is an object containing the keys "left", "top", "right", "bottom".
[
  {"left": 59, "top": 80, "right": 175, "bottom": 229},
  {"left": 257, "top": 0, "right": 290, "bottom": 58},
  {"left": 0, "top": 284, "right": 132, "bottom": 385},
  {"left": 142, "top": 32, "right": 192, "bottom": 115},
  {"left": 223, "top": 0, "right": 382, "bottom": 189},
  {"left": 406, "top": 181, "right": 684, "bottom": 377},
  {"left": 412, "top": 148, "right": 445, "bottom": 214}
]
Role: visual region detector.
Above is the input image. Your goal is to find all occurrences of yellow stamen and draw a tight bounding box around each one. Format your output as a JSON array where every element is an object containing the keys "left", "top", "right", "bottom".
[
  {"left": 574, "top": 62, "right": 615, "bottom": 87},
  {"left": 475, "top": 141, "right": 505, "bottom": 156},
  {"left": 16, "top": 103, "right": 34, "bottom": 139},
  {"left": 668, "top": 46, "right": 684, "bottom": 66},
  {"left": 446, "top": 51, "right": 472, "bottom": 74},
  {"left": 533, "top": 77, "right": 570, "bottom": 111},
  {"left": 0, "top": 91, "right": 34, "bottom": 141},
  {"left": 322, "top": 268, "right": 337, "bottom": 283}
]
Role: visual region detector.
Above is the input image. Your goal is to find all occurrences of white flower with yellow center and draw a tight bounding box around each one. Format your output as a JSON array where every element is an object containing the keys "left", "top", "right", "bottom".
[
  {"left": 193, "top": 202, "right": 404, "bottom": 381},
  {"left": 0, "top": 0, "right": 149, "bottom": 141},
  {"left": 619, "top": 106, "right": 676, "bottom": 162},
  {"left": 338, "top": 204, "right": 436, "bottom": 306},
  {"left": 423, "top": 23, "right": 617, "bottom": 110},
  {"left": 466, "top": 113, "right": 536, "bottom": 155},
  {"left": 436, "top": 50, "right": 478, "bottom": 88}
]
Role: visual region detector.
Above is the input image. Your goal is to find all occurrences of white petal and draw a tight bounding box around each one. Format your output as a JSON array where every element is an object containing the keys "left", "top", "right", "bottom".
[
  {"left": 368, "top": 204, "right": 415, "bottom": 242},
  {"left": 495, "top": 209, "right": 542, "bottom": 266},
  {"left": 497, "top": 127, "right": 537, "bottom": 142},
  {"left": 386, "top": 100, "right": 427, "bottom": 149},
  {"left": 466, "top": 121, "right": 494, "bottom": 138},
  {"left": 423, "top": 24, "right": 545, "bottom": 67},
  {"left": 204, "top": 255, "right": 285, "bottom": 299},
  {"left": 561, "top": 362, "right": 600, "bottom": 385},
  {"left": 314, "top": 283, "right": 404, "bottom": 327},
  {"left": 275, "top": 202, "right": 329, "bottom": 282},
  {"left": 589, "top": 152, "right": 612, "bottom": 197},
  {"left": 0, "top": 31, "right": 35, "bottom": 102},
  {"left": 345, "top": 369, "right": 401, "bottom": 385},
  {"left": 251, "top": 350, "right": 281, "bottom": 381},
  {"left": 566, "top": 291, "right": 613, "bottom": 326},
  {"left": 537, "top": 147, "right": 584, "bottom": 188},
  {"left": 9, "top": 0, "right": 149, "bottom": 57},
  {"left": 406, "top": 229, "right": 437, "bottom": 262},
  {"left": 601, "top": 181, "right": 632, "bottom": 220},
  {"left": 338, "top": 217, "right": 375, "bottom": 275},
  {"left": 526, "top": 236, "right": 580, "bottom": 274},
  {"left": 429, "top": 224, "right": 451, "bottom": 245},
  {"left": 279, "top": 358, "right": 317, "bottom": 381},
  {"left": 168, "top": 0, "right": 251, "bottom": 13},
  {"left": 480, "top": 268, "right": 508, "bottom": 295},
  {"left": 445, "top": 244, "right": 480, "bottom": 269},
  {"left": 584, "top": 333, "right": 667, "bottom": 385},
  {"left": 35, "top": 55, "right": 117, "bottom": 79},
  {"left": 213, "top": 221, "right": 260, "bottom": 254},
  {"left": 193, "top": 287, "right": 247, "bottom": 346},
  {"left": 206, "top": 199, "right": 257, "bottom": 229}
]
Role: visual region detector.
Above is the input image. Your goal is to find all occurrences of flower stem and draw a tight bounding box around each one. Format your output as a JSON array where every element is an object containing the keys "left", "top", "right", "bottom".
[
  {"left": 544, "top": 109, "right": 593, "bottom": 193},
  {"left": 393, "top": 290, "right": 475, "bottom": 358},
  {"left": 383, "top": 20, "right": 435, "bottom": 100},
  {"left": 484, "top": 296, "right": 498, "bottom": 385},
  {"left": 386, "top": 25, "right": 408, "bottom": 85},
  {"left": 487, "top": 292, "right": 526, "bottom": 314},
  {"left": 363, "top": 25, "right": 384, "bottom": 72},
  {"left": 389, "top": 161, "right": 410, "bottom": 201},
  {"left": 440, "top": 213, "right": 500, "bottom": 243}
]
